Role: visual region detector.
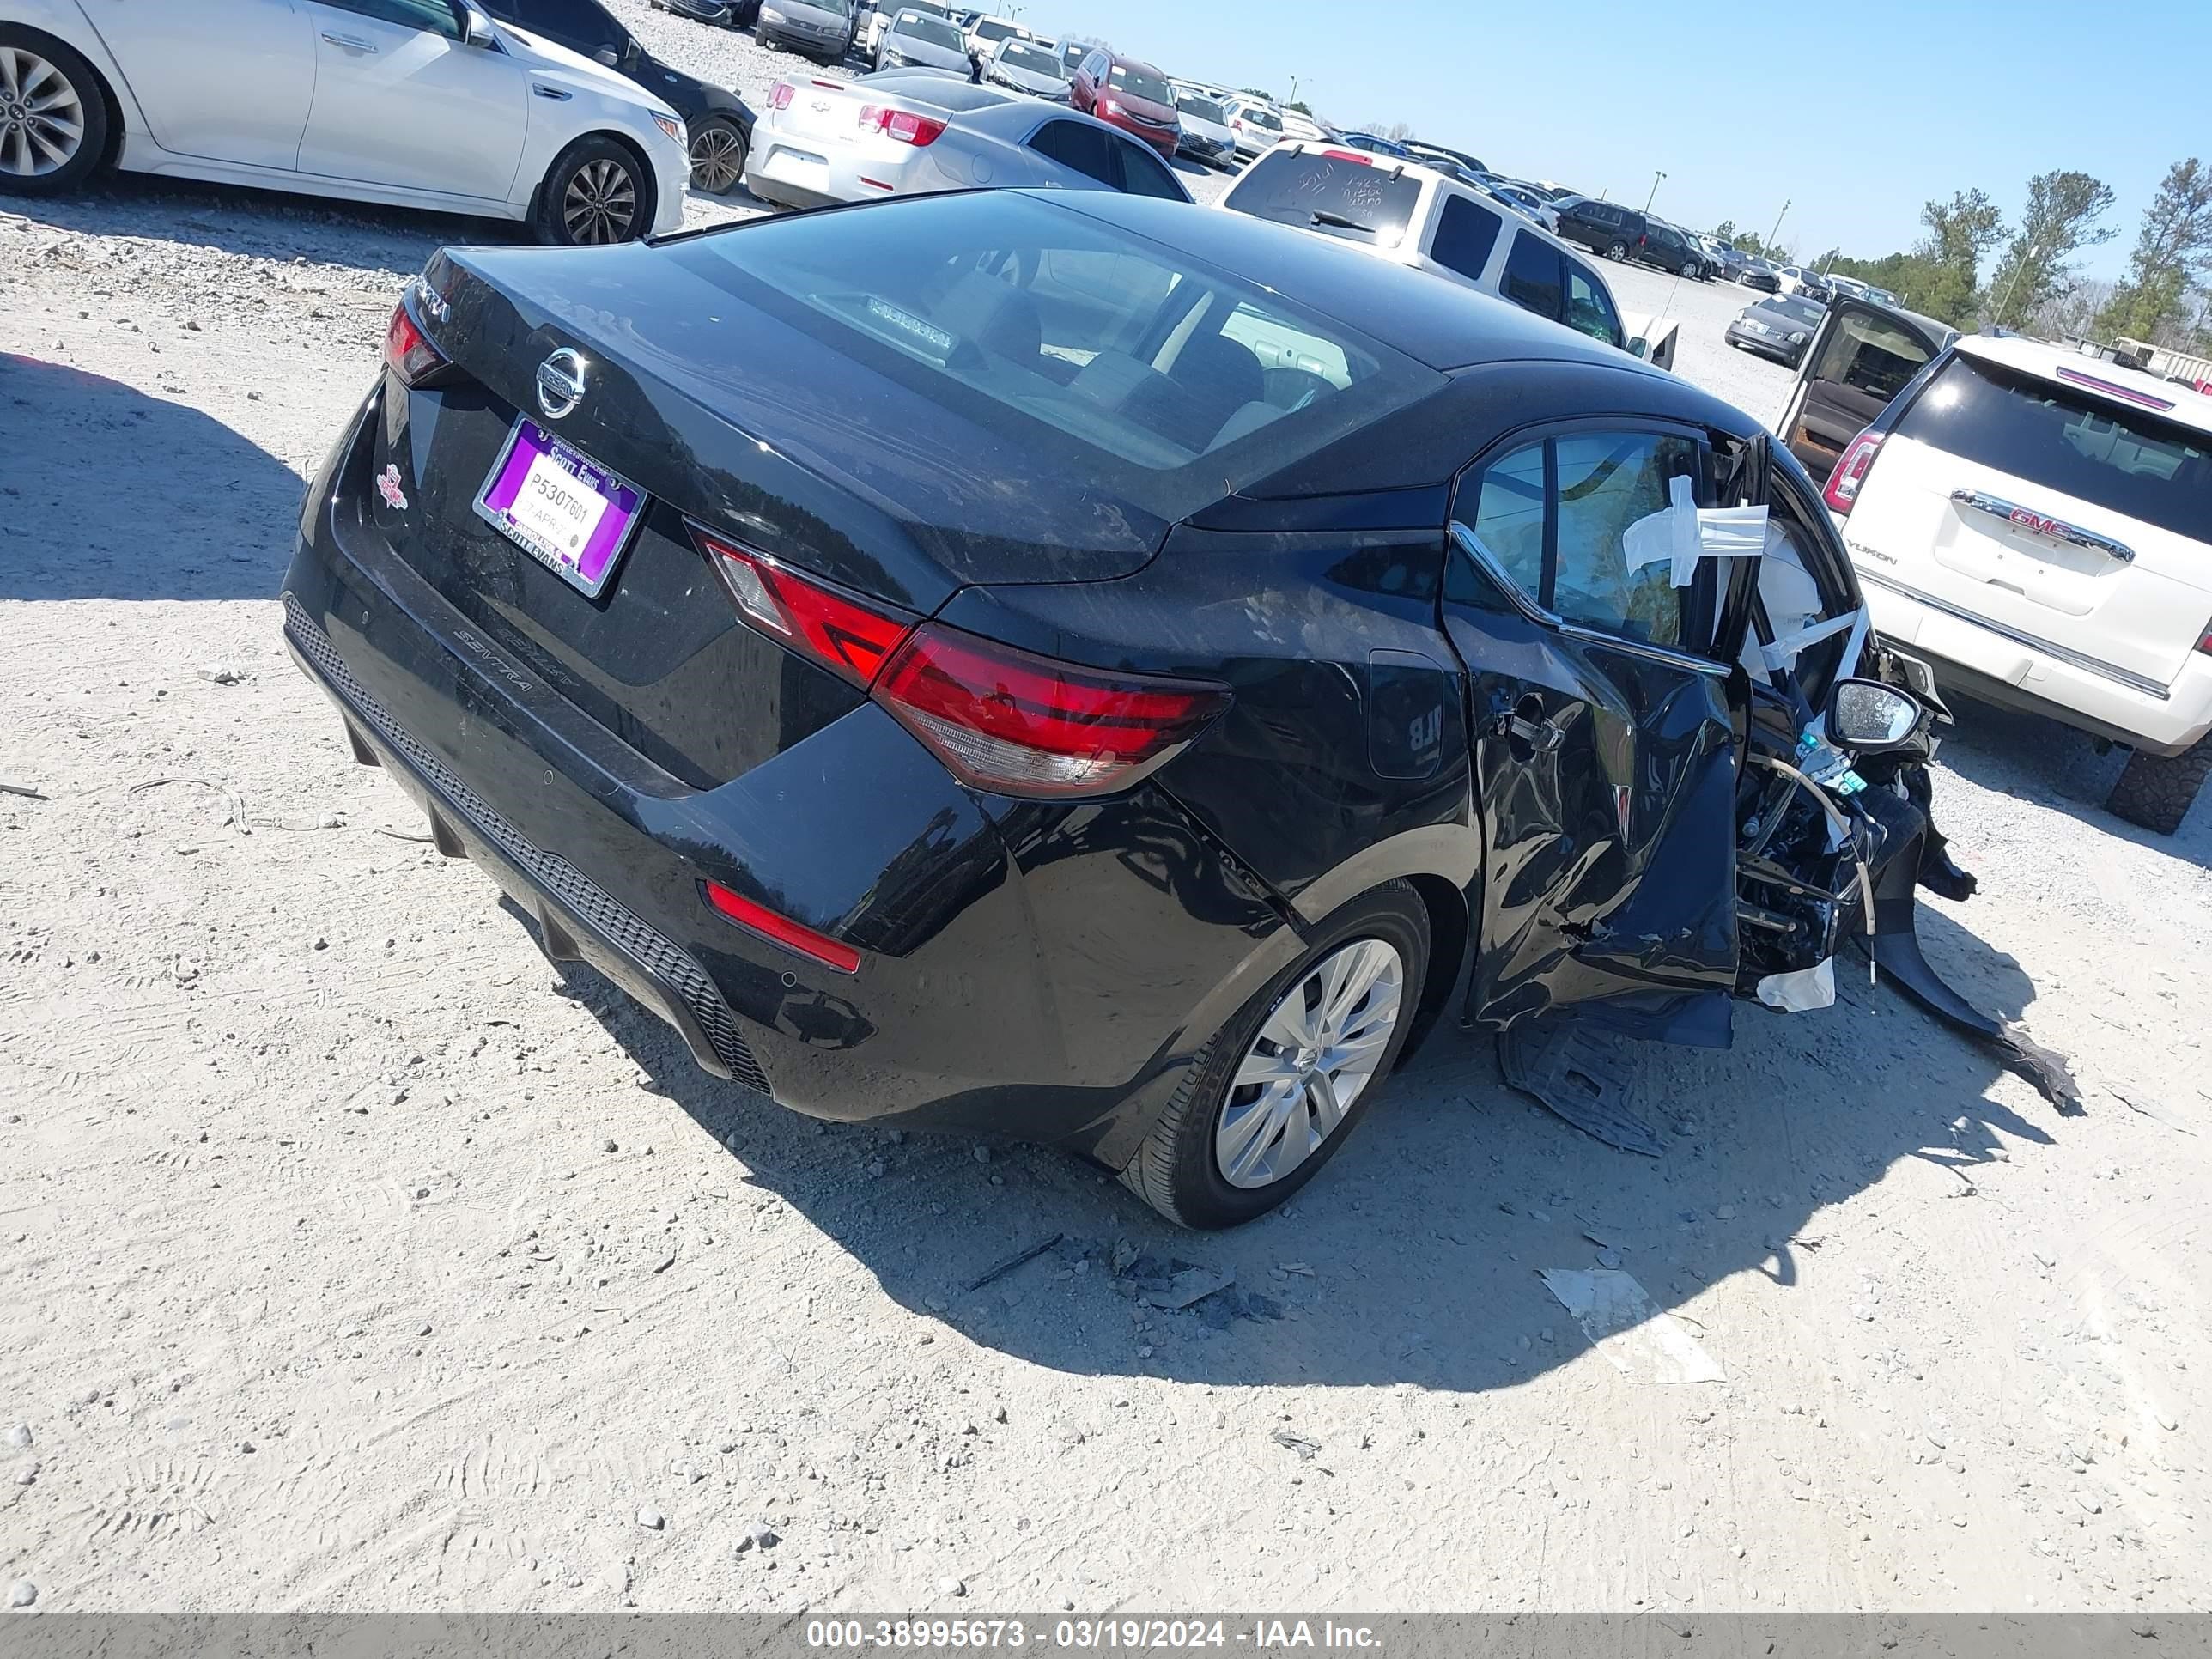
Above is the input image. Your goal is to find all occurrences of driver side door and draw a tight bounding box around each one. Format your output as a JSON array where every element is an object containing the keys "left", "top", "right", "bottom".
[{"left": 1442, "top": 422, "right": 1753, "bottom": 1028}]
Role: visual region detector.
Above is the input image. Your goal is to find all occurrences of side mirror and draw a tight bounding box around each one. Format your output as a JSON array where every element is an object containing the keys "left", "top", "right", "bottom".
[
  {"left": 593, "top": 45, "right": 620, "bottom": 66},
  {"left": 1827, "top": 677, "right": 1927, "bottom": 752},
  {"left": 452, "top": 2, "right": 496, "bottom": 46}
]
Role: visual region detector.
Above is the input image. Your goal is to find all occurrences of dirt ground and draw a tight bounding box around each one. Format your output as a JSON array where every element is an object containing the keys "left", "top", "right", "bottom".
[{"left": 3, "top": 8, "right": 2212, "bottom": 1618}]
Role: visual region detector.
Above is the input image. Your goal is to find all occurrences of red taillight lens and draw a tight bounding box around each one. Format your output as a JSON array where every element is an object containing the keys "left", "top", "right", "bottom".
[
  {"left": 1322, "top": 148, "right": 1374, "bottom": 165},
  {"left": 691, "top": 527, "right": 915, "bottom": 689},
  {"left": 2197, "top": 623, "right": 2212, "bottom": 657},
  {"left": 769, "top": 80, "right": 794, "bottom": 109},
  {"left": 383, "top": 299, "right": 447, "bottom": 387},
  {"left": 1823, "top": 431, "right": 1884, "bottom": 515},
  {"left": 701, "top": 879, "right": 860, "bottom": 975},
  {"left": 872, "top": 624, "right": 1231, "bottom": 799},
  {"left": 857, "top": 105, "right": 947, "bottom": 146}
]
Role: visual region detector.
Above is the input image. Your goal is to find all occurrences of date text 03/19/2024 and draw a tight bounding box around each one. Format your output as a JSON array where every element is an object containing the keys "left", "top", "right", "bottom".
[{"left": 802, "top": 1620, "right": 1385, "bottom": 1651}]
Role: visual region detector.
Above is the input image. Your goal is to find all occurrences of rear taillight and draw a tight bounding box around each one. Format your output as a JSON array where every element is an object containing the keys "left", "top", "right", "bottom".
[
  {"left": 692, "top": 527, "right": 915, "bottom": 689},
  {"left": 769, "top": 81, "right": 794, "bottom": 109},
  {"left": 691, "top": 526, "right": 1230, "bottom": 798},
  {"left": 2197, "top": 623, "right": 2212, "bottom": 657},
  {"left": 1823, "top": 432, "right": 1884, "bottom": 515},
  {"left": 383, "top": 299, "right": 447, "bottom": 387},
  {"left": 701, "top": 879, "right": 860, "bottom": 975},
  {"left": 858, "top": 105, "right": 946, "bottom": 145},
  {"left": 873, "top": 625, "right": 1231, "bottom": 799}
]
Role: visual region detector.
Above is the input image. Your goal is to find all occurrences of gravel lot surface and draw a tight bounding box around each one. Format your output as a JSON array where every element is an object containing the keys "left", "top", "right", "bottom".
[{"left": 3, "top": 3, "right": 2210, "bottom": 1616}]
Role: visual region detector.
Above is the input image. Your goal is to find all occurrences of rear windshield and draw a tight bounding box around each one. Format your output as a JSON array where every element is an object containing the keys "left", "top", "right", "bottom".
[
  {"left": 1177, "top": 92, "right": 1225, "bottom": 123},
  {"left": 1242, "top": 106, "right": 1283, "bottom": 131},
  {"left": 894, "top": 11, "right": 962, "bottom": 46},
  {"left": 1223, "top": 150, "right": 1424, "bottom": 250},
  {"left": 999, "top": 40, "right": 1060, "bottom": 72},
  {"left": 681, "top": 191, "right": 1438, "bottom": 513},
  {"left": 1896, "top": 354, "right": 2211, "bottom": 543},
  {"left": 1108, "top": 63, "right": 1173, "bottom": 103}
]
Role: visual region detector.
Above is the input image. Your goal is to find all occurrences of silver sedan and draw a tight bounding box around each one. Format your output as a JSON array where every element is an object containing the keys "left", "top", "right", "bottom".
[{"left": 744, "top": 71, "right": 1194, "bottom": 208}]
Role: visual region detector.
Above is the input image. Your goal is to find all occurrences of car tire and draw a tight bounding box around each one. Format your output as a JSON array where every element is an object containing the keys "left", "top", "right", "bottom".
[
  {"left": 1119, "top": 882, "right": 1431, "bottom": 1230},
  {"left": 687, "top": 114, "right": 748, "bottom": 195},
  {"left": 0, "top": 28, "right": 110, "bottom": 198},
  {"left": 2105, "top": 736, "right": 2212, "bottom": 836},
  {"left": 1680, "top": 259, "right": 1698, "bottom": 278},
  {"left": 534, "top": 133, "right": 654, "bottom": 246},
  {"left": 1604, "top": 240, "right": 1628, "bottom": 261}
]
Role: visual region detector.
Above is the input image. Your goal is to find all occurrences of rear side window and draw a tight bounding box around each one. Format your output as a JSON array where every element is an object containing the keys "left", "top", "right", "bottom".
[
  {"left": 1431, "top": 196, "right": 1504, "bottom": 281},
  {"left": 323, "top": 0, "right": 465, "bottom": 34},
  {"left": 1500, "top": 234, "right": 1564, "bottom": 321},
  {"left": 1115, "top": 138, "right": 1188, "bottom": 201},
  {"left": 1224, "top": 150, "right": 1423, "bottom": 249},
  {"left": 1029, "top": 119, "right": 1119, "bottom": 187},
  {"left": 1895, "top": 355, "right": 2212, "bottom": 542}
]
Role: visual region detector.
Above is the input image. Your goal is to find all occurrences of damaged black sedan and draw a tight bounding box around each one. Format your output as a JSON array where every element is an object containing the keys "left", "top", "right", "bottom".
[{"left": 283, "top": 189, "right": 2069, "bottom": 1231}]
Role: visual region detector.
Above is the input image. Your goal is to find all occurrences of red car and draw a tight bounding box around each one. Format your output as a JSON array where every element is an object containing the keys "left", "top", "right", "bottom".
[{"left": 1069, "top": 48, "right": 1182, "bottom": 163}]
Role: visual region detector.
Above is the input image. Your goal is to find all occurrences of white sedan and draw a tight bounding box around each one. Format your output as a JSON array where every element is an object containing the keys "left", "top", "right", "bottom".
[{"left": 0, "top": 0, "right": 690, "bottom": 243}]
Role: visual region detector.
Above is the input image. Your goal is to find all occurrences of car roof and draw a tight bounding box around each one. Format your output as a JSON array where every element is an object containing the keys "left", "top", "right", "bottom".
[{"left": 1956, "top": 335, "right": 2212, "bottom": 436}]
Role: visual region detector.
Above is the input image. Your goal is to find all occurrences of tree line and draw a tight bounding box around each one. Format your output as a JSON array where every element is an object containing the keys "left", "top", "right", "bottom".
[{"left": 1712, "top": 160, "right": 2212, "bottom": 356}]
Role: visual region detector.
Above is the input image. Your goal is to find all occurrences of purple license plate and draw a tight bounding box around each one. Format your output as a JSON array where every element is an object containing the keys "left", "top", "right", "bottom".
[{"left": 473, "top": 419, "right": 646, "bottom": 599}]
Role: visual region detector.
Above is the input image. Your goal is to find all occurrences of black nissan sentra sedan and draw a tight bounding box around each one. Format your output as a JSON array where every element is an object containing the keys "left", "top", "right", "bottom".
[{"left": 283, "top": 188, "right": 2033, "bottom": 1228}]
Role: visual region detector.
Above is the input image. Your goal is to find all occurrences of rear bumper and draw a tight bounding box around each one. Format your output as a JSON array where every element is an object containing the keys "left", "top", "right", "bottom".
[
  {"left": 1858, "top": 572, "right": 2212, "bottom": 756},
  {"left": 280, "top": 387, "right": 1297, "bottom": 1159},
  {"left": 744, "top": 131, "right": 940, "bottom": 205},
  {"left": 1724, "top": 325, "right": 1797, "bottom": 363}
]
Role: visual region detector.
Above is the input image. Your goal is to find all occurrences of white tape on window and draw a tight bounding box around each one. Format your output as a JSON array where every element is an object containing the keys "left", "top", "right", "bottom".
[{"left": 1622, "top": 474, "right": 1770, "bottom": 588}]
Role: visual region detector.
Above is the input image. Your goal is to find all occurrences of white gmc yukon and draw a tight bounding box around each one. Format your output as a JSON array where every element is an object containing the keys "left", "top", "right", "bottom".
[{"left": 1780, "top": 304, "right": 2212, "bottom": 834}]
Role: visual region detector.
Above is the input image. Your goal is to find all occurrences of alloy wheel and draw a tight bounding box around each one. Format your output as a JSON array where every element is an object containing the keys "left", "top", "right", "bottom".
[
  {"left": 1214, "top": 937, "right": 1404, "bottom": 1190},
  {"left": 688, "top": 124, "right": 745, "bottom": 194},
  {"left": 562, "top": 157, "right": 638, "bottom": 244},
  {"left": 0, "top": 46, "right": 86, "bottom": 180}
]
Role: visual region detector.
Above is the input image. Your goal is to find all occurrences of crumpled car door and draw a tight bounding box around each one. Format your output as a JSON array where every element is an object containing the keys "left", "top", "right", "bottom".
[{"left": 1441, "top": 426, "right": 1759, "bottom": 1030}]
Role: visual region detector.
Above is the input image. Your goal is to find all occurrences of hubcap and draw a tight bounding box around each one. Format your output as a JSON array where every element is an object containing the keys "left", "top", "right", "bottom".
[
  {"left": 562, "top": 156, "right": 638, "bottom": 244},
  {"left": 689, "top": 125, "right": 745, "bottom": 194},
  {"left": 0, "top": 46, "right": 85, "bottom": 179},
  {"left": 1214, "top": 937, "right": 1404, "bottom": 1190}
]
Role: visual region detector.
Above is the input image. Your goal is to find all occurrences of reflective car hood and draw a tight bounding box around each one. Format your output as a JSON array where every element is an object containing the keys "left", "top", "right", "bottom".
[
  {"left": 883, "top": 38, "right": 969, "bottom": 70},
  {"left": 994, "top": 64, "right": 1068, "bottom": 94}
]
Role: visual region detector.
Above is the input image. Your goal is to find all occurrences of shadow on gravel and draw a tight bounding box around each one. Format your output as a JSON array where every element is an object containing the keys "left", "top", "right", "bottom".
[
  {"left": 1936, "top": 693, "right": 2211, "bottom": 868},
  {"left": 0, "top": 354, "right": 301, "bottom": 601},
  {"left": 7, "top": 173, "right": 481, "bottom": 276},
  {"left": 528, "top": 889, "right": 2076, "bottom": 1398}
]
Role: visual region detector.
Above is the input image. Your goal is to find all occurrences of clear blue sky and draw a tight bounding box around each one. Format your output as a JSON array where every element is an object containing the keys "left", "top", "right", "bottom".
[{"left": 1015, "top": 0, "right": 2211, "bottom": 278}]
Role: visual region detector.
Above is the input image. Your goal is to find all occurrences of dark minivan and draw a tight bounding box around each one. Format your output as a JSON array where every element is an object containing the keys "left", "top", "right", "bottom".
[
  {"left": 482, "top": 0, "right": 757, "bottom": 194},
  {"left": 1553, "top": 196, "right": 1648, "bottom": 263}
]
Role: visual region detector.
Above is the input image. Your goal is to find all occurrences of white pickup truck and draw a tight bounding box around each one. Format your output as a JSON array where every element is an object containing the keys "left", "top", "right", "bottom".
[{"left": 1217, "top": 143, "right": 1679, "bottom": 372}]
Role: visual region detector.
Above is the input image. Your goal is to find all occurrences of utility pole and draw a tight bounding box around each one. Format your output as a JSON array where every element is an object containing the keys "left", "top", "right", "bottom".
[
  {"left": 1768, "top": 200, "right": 1790, "bottom": 254},
  {"left": 1642, "top": 170, "right": 1666, "bottom": 215},
  {"left": 1287, "top": 74, "right": 1300, "bottom": 106},
  {"left": 1995, "top": 243, "right": 2041, "bottom": 329}
]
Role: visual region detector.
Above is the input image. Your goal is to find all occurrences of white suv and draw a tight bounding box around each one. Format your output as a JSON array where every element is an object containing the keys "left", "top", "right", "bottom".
[
  {"left": 1790, "top": 314, "right": 2212, "bottom": 833},
  {"left": 1218, "top": 142, "right": 1679, "bottom": 372}
]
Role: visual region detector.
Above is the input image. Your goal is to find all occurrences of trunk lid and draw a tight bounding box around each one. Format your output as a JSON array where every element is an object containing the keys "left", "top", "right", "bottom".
[
  {"left": 1847, "top": 342, "right": 2212, "bottom": 689},
  {"left": 362, "top": 239, "right": 1167, "bottom": 787}
]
